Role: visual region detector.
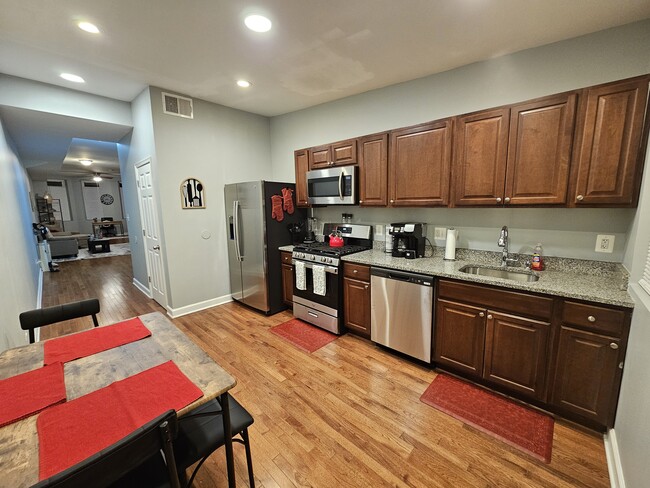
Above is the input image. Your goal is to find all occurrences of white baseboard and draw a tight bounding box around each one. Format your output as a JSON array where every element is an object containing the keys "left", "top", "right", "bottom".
[
  {"left": 605, "top": 428, "right": 625, "bottom": 488},
  {"left": 132, "top": 278, "right": 152, "bottom": 298},
  {"left": 36, "top": 268, "right": 43, "bottom": 308},
  {"left": 166, "top": 294, "right": 232, "bottom": 318}
]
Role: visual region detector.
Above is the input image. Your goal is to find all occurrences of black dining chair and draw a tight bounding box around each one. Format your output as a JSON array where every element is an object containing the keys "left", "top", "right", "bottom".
[
  {"left": 100, "top": 217, "right": 117, "bottom": 237},
  {"left": 32, "top": 410, "right": 181, "bottom": 488},
  {"left": 19, "top": 298, "right": 100, "bottom": 344},
  {"left": 174, "top": 393, "right": 255, "bottom": 487}
]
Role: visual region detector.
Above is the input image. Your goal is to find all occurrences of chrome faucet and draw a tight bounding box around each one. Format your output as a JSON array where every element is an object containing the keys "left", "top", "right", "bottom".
[{"left": 498, "top": 226, "right": 517, "bottom": 268}]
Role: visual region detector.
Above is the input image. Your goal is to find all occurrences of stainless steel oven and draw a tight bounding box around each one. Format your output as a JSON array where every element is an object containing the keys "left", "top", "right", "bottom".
[
  {"left": 292, "top": 261, "right": 341, "bottom": 334},
  {"left": 306, "top": 165, "right": 357, "bottom": 205}
]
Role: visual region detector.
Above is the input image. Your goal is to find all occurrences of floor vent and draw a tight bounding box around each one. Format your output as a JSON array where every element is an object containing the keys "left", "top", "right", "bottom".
[{"left": 162, "top": 92, "right": 193, "bottom": 119}]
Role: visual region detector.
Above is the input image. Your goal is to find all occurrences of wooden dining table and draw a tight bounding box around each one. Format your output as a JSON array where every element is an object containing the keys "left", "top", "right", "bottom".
[{"left": 0, "top": 312, "right": 238, "bottom": 488}]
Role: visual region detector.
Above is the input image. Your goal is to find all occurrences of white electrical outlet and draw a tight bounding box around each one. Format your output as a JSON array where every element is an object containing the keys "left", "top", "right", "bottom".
[
  {"left": 375, "top": 225, "right": 384, "bottom": 236},
  {"left": 434, "top": 227, "right": 447, "bottom": 240},
  {"left": 595, "top": 234, "right": 615, "bottom": 253}
]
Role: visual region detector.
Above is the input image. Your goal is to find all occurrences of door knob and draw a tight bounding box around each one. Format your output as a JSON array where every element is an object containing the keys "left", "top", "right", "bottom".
[{"left": 153, "top": 245, "right": 160, "bottom": 250}]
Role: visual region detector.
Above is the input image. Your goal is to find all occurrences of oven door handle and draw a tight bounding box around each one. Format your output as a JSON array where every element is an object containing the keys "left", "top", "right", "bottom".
[
  {"left": 292, "top": 260, "right": 339, "bottom": 274},
  {"left": 338, "top": 170, "right": 344, "bottom": 200}
]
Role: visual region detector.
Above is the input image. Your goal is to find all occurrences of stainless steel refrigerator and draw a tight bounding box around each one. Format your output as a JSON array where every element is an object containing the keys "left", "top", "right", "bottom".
[{"left": 224, "top": 181, "right": 306, "bottom": 315}]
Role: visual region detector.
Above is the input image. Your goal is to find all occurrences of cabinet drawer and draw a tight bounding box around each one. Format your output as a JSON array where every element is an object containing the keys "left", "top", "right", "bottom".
[
  {"left": 344, "top": 263, "right": 370, "bottom": 281},
  {"left": 562, "top": 301, "right": 626, "bottom": 336},
  {"left": 438, "top": 279, "right": 553, "bottom": 320},
  {"left": 281, "top": 251, "right": 293, "bottom": 265}
]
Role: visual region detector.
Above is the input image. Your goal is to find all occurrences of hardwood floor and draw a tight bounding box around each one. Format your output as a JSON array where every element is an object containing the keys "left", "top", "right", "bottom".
[{"left": 42, "top": 256, "right": 610, "bottom": 487}]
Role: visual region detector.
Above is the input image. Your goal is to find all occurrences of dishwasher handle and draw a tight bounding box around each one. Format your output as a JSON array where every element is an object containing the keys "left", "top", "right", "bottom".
[{"left": 371, "top": 267, "right": 433, "bottom": 286}]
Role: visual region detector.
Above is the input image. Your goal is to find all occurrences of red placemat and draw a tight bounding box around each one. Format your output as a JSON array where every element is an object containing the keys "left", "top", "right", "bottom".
[
  {"left": 270, "top": 318, "right": 338, "bottom": 353},
  {"left": 37, "top": 360, "right": 203, "bottom": 479},
  {"left": 44, "top": 317, "right": 151, "bottom": 365},
  {"left": 420, "top": 374, "right": 554, "bottom": 463},
  {"left": 0, "top": 362, "right": 66, "bottom": 427}
]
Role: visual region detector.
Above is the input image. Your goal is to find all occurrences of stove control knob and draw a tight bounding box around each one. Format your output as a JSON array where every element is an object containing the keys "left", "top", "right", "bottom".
[{"left": 310, "top": 255, "right": 315, "bottom": 261}]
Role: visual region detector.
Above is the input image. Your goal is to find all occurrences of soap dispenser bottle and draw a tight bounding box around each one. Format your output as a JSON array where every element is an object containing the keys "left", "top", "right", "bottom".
[{"left": 531, "top": 243, "right": 545, "bottom": 271}]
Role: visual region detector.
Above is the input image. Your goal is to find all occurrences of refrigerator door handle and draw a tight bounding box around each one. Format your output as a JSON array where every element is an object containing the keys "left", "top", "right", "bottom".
[{"left": 233, "top": 200, "right": 243, "bottom": 261}]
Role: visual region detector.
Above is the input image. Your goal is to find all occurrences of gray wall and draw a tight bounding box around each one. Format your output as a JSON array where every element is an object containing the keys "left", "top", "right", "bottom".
[
  {"left": 0, "top": 117, "right": 40, "bottom": 351},
  {"left": 148, "top": 87, "right": 272, "bottom": 312},
  {"left": 269, "top": 19, "right": 650, "bottom": 261},
  {"left": 118, "top": 88, "right": 157, "bottom": 290}
]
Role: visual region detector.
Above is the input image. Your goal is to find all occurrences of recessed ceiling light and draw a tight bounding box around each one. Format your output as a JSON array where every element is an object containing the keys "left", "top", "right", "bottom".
[
  {"left": 237, "top": 80, "right": 251, "bottom": 88},
  {"left": 78, "top": 22, "right": 100, "bottom": 34},
  {"left": 93, "top": 175, "right": 102, "bottom": 182},
  {"left": 60, "top": 73, "right": 85, "bottom": 83},
  {"left": 244, "top": 15, "right": 272, "bottom": 33},
  {"left": 79, "top": 159, "right": 93, "bottom": 166}
]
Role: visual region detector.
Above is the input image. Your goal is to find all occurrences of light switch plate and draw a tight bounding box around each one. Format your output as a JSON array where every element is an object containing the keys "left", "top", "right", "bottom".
[
  {"left": 595, "top": 234, "right": 615, "bottom": 253},
  {"left": 434, "top": 227, "right": 447, "bottom": 240}
]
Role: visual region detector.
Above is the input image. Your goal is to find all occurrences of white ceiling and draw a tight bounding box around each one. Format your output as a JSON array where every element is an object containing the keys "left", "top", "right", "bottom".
[{"left": 1, "top": 1, "right": 649, "bottom": 179}]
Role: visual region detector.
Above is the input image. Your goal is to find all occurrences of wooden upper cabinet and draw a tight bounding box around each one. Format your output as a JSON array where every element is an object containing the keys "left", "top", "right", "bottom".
[
  {"left": 505, "top": 93, "right": 577, "bottom": 205},
  {"left": 294, "top": 149, "right": 310, "bottom": 207},
  {"left": 452, "top": 108, "right": 510, "bottom": 206},
  {"left": 309, "top": 139, "right": 357, "bottom": 169},
  {"left": 389, "top": 119, "right": 452, "bottom": 206},
  {"left": 358, "top": 133, "right": 388, "bottom": 206},
  {"left": 571, "top": 76, "right": 650, "bottom": 206}
]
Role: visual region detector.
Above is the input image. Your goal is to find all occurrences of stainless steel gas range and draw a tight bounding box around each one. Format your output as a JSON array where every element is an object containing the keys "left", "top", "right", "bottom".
[{"left": 292, "top": 224, "right": 372, "bottom": 334}]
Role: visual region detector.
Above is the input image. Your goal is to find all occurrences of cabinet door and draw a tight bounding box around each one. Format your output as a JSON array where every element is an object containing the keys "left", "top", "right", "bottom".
[
  {"left": 294, "top": 149, "right": 310, "bottom": 207},
  {"left": 434, "top": 299, "right": 485, "bottom": 377},
  {"left": 505, "top": 93, "right": 577, "bottom": 205},
  {"left": 281, "top": 263, "right": 294, "bottom": 306},
  {"left": 572, "top": 77, "right": 649, "bottom": 206},
  {"left": 483, "top": 312, "right": 550, "bottom": 401},
  {"left": 309, "top": 145, "right": 331, "bottom": 169},
  {"left": 452, "top": 108, "right": 510, "bottom": 206},
  {"left": 358, "top": 133, "right": 388, "bottom": 206},
  {"left": 331, "top": 139, "right": 357, "bottom": 166},
  {"left": 552, "top": 326, "right": 622, "bottom": 426},
  {"left": 389, "top": 120, "right": 452, "bottom": 206},
  {"left": 343, "top": 277, "right": 371, "bottom": 338}
]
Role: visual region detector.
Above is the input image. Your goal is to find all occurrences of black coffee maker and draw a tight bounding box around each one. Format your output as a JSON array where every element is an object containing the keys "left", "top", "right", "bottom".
[{"left": 390, "top": 223, "right": 426, "bottom": 258}]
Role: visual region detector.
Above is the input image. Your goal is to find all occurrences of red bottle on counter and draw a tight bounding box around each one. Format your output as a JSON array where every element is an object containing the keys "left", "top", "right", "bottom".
[{"left": 531, "top": 243, "right": 545, "bottom": 271}]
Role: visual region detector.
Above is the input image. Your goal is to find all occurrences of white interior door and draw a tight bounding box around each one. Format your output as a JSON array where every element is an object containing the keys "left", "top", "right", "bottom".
[{"left": 135, "top": 160, "right": 167, "bottom": 307}]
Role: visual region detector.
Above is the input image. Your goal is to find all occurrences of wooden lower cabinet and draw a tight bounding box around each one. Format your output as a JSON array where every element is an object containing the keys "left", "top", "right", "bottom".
[
  {"left": 343, "top": 263, "right": 371, "bottom": 338},
  {"left": 280, "top": 251, "right": 294, "bottom": 306},
  {"left": 483, "top": 312, "right": 550, "bottom": 400}
]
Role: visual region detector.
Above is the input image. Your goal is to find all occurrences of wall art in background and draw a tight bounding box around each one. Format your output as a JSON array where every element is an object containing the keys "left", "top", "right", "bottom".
[{"left": 180, "top": 178, "right": 205, "bottom": 209}]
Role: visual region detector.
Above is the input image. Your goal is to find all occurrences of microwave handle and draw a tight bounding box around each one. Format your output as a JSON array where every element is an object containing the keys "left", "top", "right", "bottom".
[{"left": 338, "top": 171, "right": 343, "bottom": 200}]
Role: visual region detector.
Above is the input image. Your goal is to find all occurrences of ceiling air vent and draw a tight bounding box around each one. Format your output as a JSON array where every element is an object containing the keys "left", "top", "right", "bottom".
[{"left": 162, "top": 92, "right": 193, "bottom": 119}]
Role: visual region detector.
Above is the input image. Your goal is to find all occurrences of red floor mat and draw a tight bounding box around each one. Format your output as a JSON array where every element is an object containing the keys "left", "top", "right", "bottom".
[
  {"left": 270, "top": 319, "right": 337, "bottom": 353},
  {"left": 420, "top": 374, "right": 554, "bottom": 463}
]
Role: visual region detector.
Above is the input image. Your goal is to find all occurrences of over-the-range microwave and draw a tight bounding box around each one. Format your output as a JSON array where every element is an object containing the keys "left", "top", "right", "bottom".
[{"left": 306, "top": 165, "right": 357, "bottom": 205}]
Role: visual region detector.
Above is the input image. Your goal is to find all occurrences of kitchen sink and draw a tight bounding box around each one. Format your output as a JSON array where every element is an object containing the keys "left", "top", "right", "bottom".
[{"left": 459, "top": 265, "right": 540, "bottom": 282}]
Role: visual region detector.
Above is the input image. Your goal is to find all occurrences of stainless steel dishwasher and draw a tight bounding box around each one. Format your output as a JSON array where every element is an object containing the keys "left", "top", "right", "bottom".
[{"left": 370, "top": 267, "right": 434, "bottom": 362}]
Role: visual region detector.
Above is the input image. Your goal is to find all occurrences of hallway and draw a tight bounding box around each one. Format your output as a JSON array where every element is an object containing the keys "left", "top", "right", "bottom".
[{"left": 41, "top": 256, "right": 611, "bottom": 487}]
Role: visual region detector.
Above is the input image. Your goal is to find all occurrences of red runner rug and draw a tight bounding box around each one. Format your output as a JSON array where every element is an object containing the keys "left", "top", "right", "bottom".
[
  {"left": 37, "top": 360, "right": 203, "bottom": 479},
  {"left": 270, "top": 319, "right": 337, "bottom": 353},
  {"left": 420, "top": 374, "right": 554, "bottom": 463},
  {"left": 43, "top": 317, "right": 151, "bottom": 365},
  {"left": 0, "top": 362, "right": 66, "bottom": 427}
]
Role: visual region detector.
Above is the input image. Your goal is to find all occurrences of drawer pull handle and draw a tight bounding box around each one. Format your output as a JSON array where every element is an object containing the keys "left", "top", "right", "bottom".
[
  {"left": 587, "top": 315, "right": 596, "bottom": 322},
  {"left": 479, "top": 312, "right": 485, "bottom": 317},
  {"left": 487, "top": 314, "right": 493, "bottom": 320},
  {"left": 610, "top": 342, "right": 619, "bottom": 350}
]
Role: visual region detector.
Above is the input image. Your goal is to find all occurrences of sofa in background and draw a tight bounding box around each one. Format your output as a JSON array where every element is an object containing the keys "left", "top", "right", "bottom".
[{"left": 47, "top": 236, "right": 79, "bottom": 258}]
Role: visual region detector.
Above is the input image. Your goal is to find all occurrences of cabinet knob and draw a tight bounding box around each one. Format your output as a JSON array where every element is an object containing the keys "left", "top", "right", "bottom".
[
  {"left": 359, "top": 200, "right": 363, "bottom": 204},
  {"left": 587, "top": 315, "right": 596, "bottom": 322},
  {"left": 496, "top": 197, "right": 502, "bottom": 203},
  {"left": 576, "top": 194, "right": 584, "bottom": 201},
  {"left": 487, "top": 314, "right": 493, "bottom": 320},
  {"left": 479, "top": 312, "right": 485, "bottom": 317},
  {"left": 504, "top": 197, "right": 511, "bottom": 203},
  {"left": 353, "top": 269, "right": 358, "bottom": 273},
  {"left": 610, "top": 342, "right": 619, "bottom": 350},
  {"left": 364, "top": 285, "right": 369, "bottom": 289},
  {"left": 390, "top": 199, "right": 394, "bottom": 203}
]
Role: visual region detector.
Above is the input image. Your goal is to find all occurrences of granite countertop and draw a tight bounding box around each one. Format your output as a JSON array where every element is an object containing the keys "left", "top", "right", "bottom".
[{"left": 341, "top": 248, "right": 634, "bottom": 309}]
